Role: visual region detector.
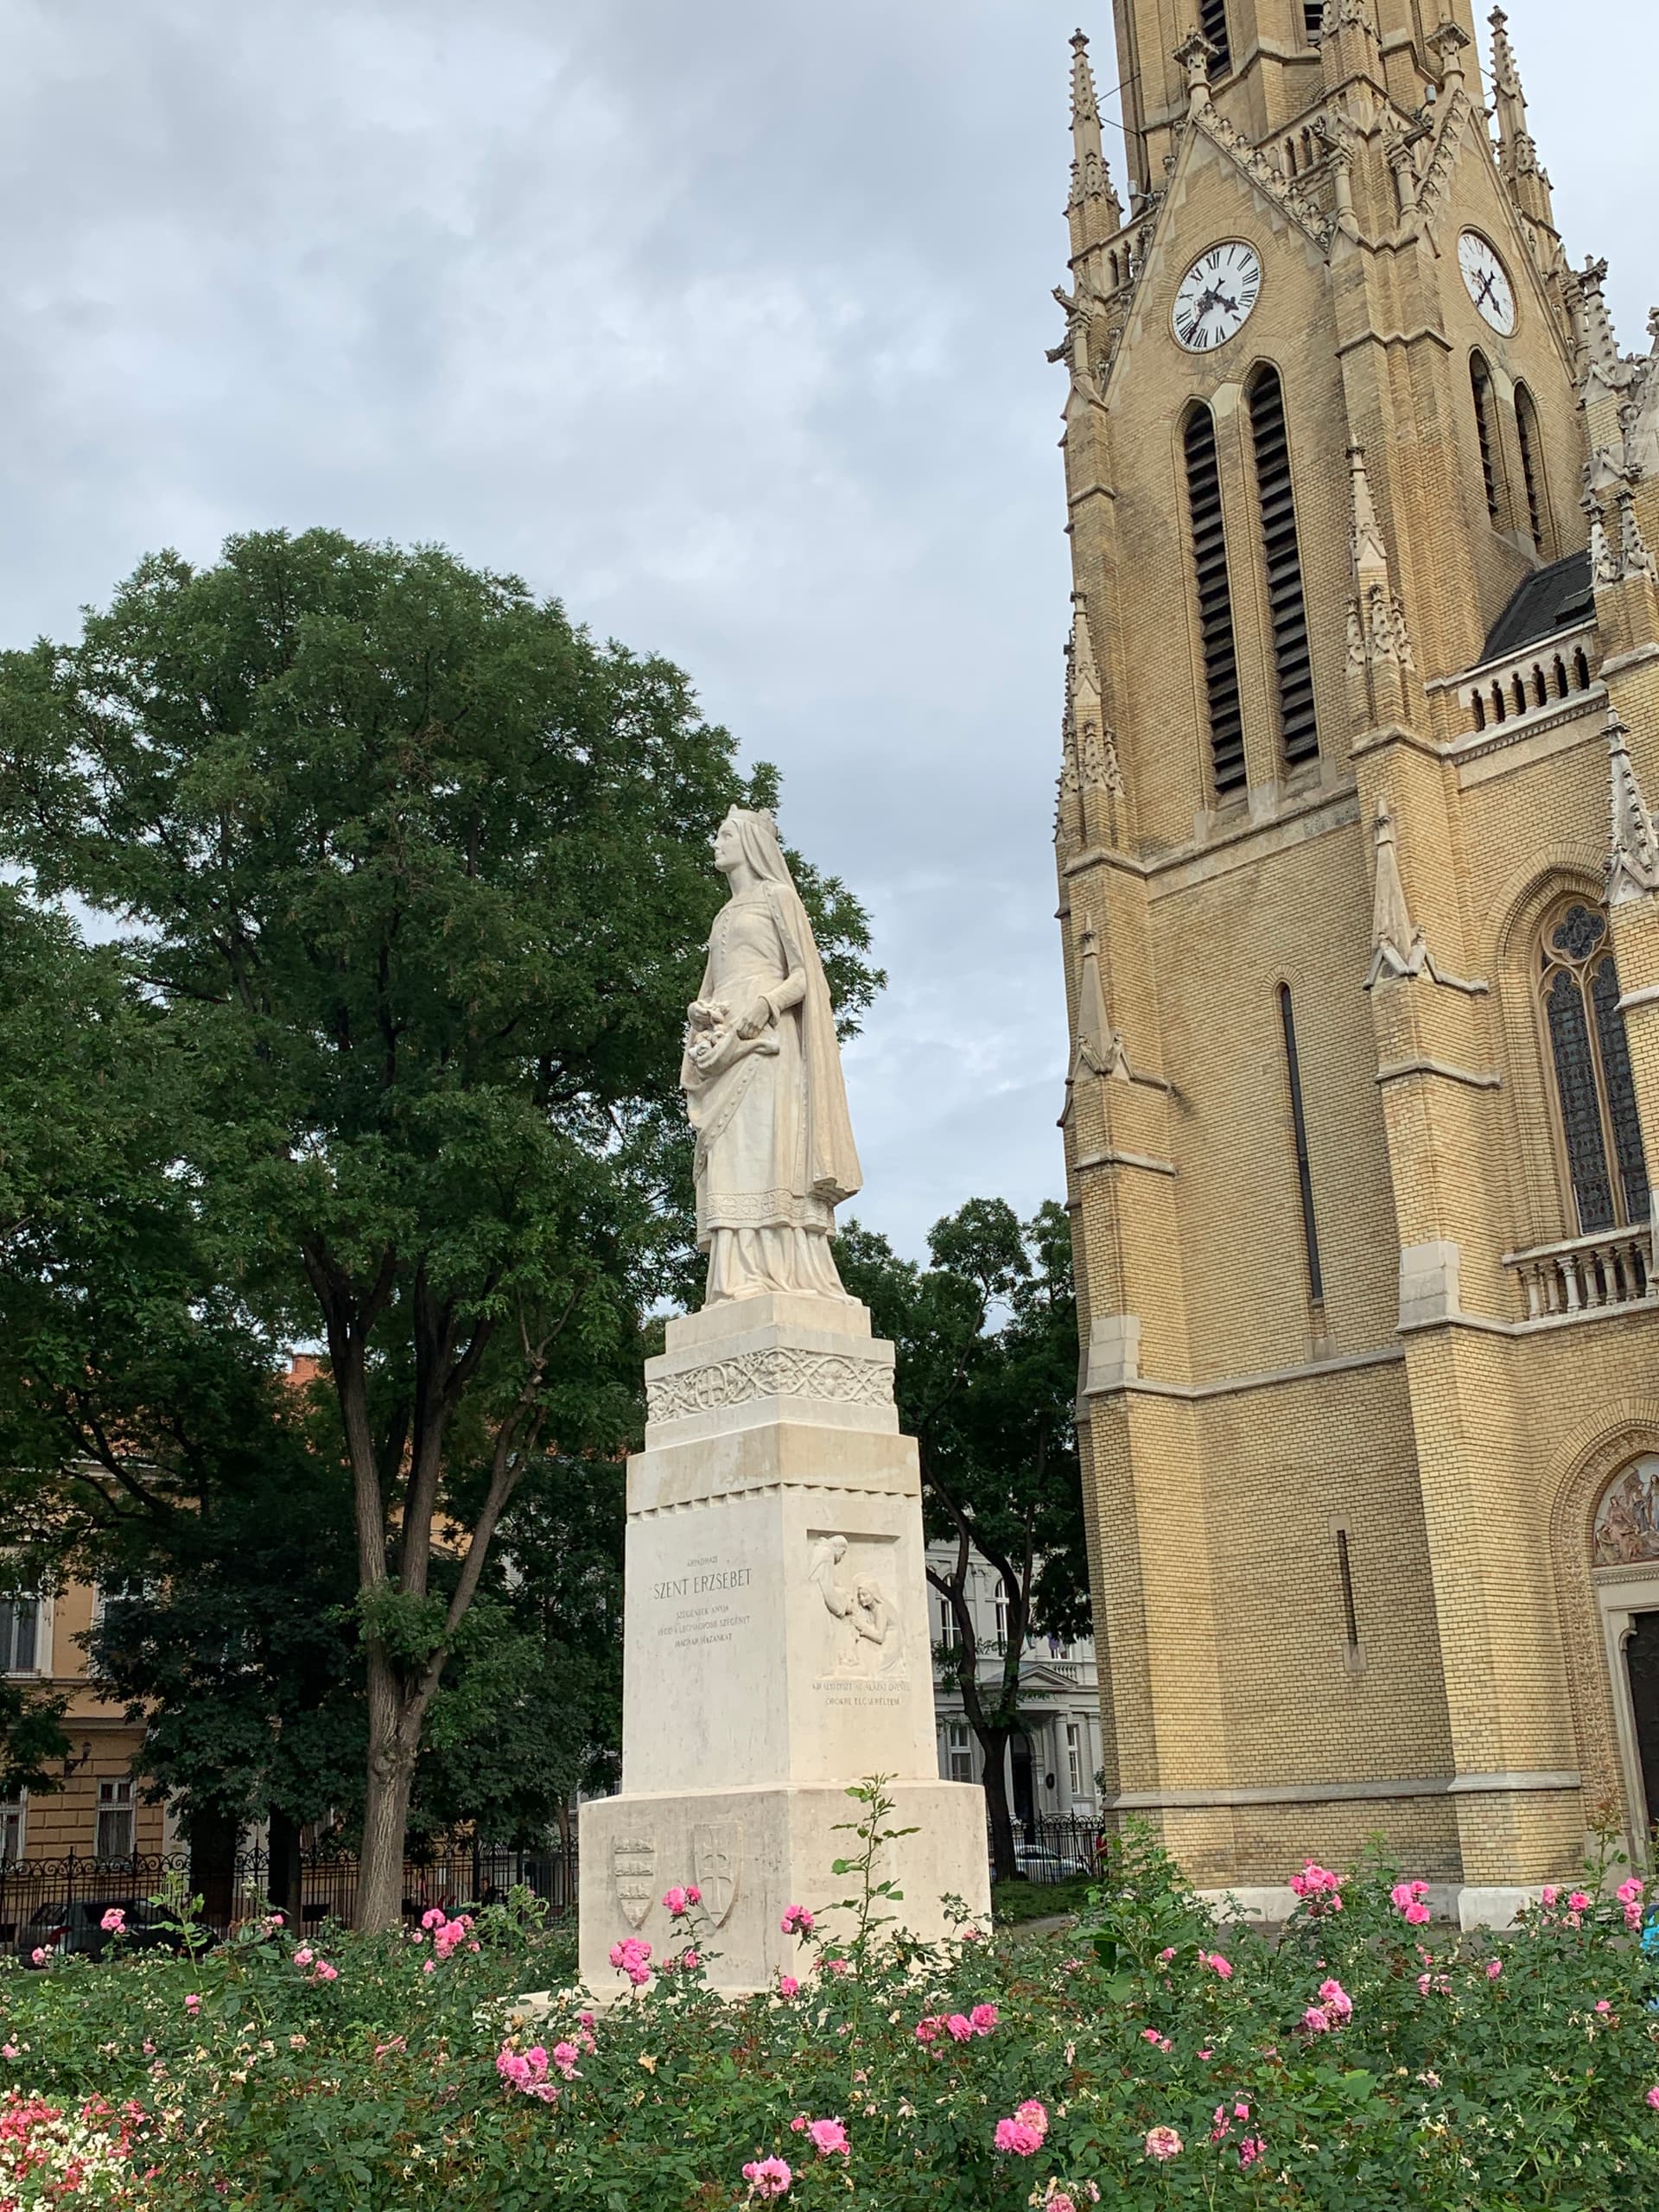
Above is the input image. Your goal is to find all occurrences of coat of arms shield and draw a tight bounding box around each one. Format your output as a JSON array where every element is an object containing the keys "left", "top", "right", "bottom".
[
  {"left": 691, "top": 1821, "right": 742, "bottom": 1928},
  {"left": 611, "top": 1834, "right": 656, "bottom": 1930}
]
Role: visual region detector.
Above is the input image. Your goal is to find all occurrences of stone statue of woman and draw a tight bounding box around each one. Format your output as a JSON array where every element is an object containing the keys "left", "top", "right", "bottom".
[{"left": 681, "top": 807, "right": 862, "bottom": 1304}]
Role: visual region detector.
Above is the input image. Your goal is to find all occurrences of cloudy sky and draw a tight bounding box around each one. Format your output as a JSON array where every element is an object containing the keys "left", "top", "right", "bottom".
[{"left": 3, "top": 0, "right": 1656, "bottom": 1260}]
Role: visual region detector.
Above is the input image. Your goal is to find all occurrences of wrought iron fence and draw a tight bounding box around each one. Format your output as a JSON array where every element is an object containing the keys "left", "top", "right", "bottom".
[
  {"left": 990, "top": 1812, "right": 1104, "bottom": 1885},
  {"left": 0, "top": 1839, "right": 577, "bottom": 1956}
]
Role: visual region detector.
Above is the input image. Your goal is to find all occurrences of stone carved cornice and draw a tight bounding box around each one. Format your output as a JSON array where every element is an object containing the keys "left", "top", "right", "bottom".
[{"left": 647, "top": 1347, "right": 895, "bottom": 1424}]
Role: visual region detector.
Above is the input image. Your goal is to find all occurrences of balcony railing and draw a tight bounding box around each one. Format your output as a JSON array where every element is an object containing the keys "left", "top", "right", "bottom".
[{"left": 1503, "top": 1224, "right": 1655, "bottom": 1319}]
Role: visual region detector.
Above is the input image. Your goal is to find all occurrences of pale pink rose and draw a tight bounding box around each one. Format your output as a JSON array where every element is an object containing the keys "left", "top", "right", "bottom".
[
  {"left": 422, "top": 1959, "right": 436, "bottom": 1974},
  {"left": 184, "top": 1995, "right": 201, "bottom": 2014},
  {"left": 1303, "top": 2005, "right": 1332, "bottom": 2032},
  {"left": 551, "top": 2043, "right": 582, "bottom": 2080},
  {"left": 1143, "top": 2126, "right": 1184, "bottom": 2162},
  {"left": 914, "top": 2017, "right": 941, "bottom": 2044},
  {"left": 681, "top": 1949, "right": 700, "bottom": 1971},
  {"left": 807, "top": 2119, "right": 849, "bottom": 2158},
  {"left": 1568, "top": 1891, "right": 1592, "bottom": 1913},
  {"left": 741, "top": 2156, "right": 792, "bottom": 2197},
  {"left": 314, "top": 1961, "right": 338, "bottom": 1982},
  {"left": 293, "top": 1947, "right": 314, "bottom": 1967},
  {"left": 1318, "top": 1979, "right": 1352, "bottom": 2020},
  {"left": 1596, "top": 1999, "right": 1612, "bottom": 2014},
  {"left": 1618, "top": 1878, "right": 1644, "bottom": 1905},
  {"left": 1647, "top": 2085, "right": 1659, "bottom": 2112},
  {"left": 824, "top": 1957, "right": 851, "bottom": 1977},
  {"left": 1487, "top": 1959, "right": 1503, "bottom": 1979},
  {"left": 1541, "top": 1885, "right": 1559, "bottom": 1907},
  {"left": 29, "top": 1948, "right": 48, "bottom": 1966},
  {"left": 1015, "top": 2101, "right": 1049, "bottom": 2139},
  {"left": 1239, "top": 2136, "right": 1266, "bottom": 2169},
  {"left": 1627, "top": 1901, "right": 1644, "bottom": 1929},
  {"left": 1417, "top": 1974, "right": 1433, "bottom": 1995}
]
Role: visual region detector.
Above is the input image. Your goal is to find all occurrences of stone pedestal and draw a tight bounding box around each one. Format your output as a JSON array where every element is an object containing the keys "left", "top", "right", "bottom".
[{"left": 578, "top": 1293, "right": 989, "bottom": 1994}]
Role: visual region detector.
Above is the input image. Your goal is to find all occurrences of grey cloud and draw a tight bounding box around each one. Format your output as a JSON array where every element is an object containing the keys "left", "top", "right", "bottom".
[{"left": 1, "top": 0, "right": 1654, "bottom": 1256}]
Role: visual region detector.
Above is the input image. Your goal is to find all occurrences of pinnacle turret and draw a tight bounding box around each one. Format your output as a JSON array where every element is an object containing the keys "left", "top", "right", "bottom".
[
  {"left": 1487, "top": 9, "right": 1555, "bottom": 230},
  {"left": 1066, "top": 31, "right": 1122, "bottom": 252}
]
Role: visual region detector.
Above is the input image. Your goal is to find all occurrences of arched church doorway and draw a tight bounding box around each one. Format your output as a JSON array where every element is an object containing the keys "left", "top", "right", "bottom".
[{"left": 1592, "top": 1454, "right": 1659, "bottom": 1864}]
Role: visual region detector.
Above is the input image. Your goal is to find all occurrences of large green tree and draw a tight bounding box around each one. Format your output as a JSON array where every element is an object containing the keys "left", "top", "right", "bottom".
[
  {"left": 0, "top": 529, "right": 878, "bottom": 1925},
  {"left": 837, "top": 1198, "right": 1090, "bottom": 1882}
]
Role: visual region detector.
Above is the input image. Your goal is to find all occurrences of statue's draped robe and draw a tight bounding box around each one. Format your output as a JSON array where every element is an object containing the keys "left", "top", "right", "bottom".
[{"left": 682, "top": 827, "right": 861, "bottom": 1303}]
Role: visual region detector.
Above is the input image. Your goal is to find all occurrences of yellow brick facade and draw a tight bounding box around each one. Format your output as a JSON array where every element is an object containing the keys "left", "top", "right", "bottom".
[
  {"left": 1053, "top": 2, "right": 1659, "bottom": 1914},
  {"left": 4, "top": 1581, "right": 162, "bottom": 1863}
]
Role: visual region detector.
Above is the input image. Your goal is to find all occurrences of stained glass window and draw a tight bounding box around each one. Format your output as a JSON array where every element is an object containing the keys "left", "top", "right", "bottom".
[{"left": 1541, "top": 899, "right": 1651, "bottom": 1234}]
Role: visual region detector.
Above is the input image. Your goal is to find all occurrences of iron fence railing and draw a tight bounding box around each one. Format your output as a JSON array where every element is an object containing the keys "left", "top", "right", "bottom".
[
  {"left": 992, "top": 1812, "right": 1104, "bottom": 1884},
  {"left": 0, "top": 1839, "right": 577, "bottom": 1955}
]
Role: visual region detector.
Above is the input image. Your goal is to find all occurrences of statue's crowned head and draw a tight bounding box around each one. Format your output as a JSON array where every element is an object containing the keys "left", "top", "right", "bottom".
[{"left": 713, "top": 805, "right": 791, "bottom": 887}]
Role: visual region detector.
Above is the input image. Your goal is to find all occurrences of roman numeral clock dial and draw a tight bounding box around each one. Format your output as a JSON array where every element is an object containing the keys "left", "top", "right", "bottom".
[
  {"left": 1173, "top": 242, "right": 1262, "bottom": 353},
  {"left": 1458, "top": 230, "right": 1517, "bottom": 335}
]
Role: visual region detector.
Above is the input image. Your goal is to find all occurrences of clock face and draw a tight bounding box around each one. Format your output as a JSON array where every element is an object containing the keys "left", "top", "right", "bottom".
[
  {"left": 1173, "top": 242, "right": 1262, "bottom": 353},
  {"left": 1458, "top": 231, "right": 1516, "bottom": 335}
]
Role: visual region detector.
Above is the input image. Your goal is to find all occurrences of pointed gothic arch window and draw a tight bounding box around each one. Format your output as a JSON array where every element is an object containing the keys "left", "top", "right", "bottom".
[
  {"left": 1247, "top": 365, "right": 1319, "bottom": 768},
  {"left": 1539, "top": 898, "right": 1650, "bottom": 1235},
  {"left": 1184, "top": 404, "right": 1246, "bottom": 797},
  {"left": 1471, "top": 352, "right": 1503, "bottom": 526},
  {"left": 1515, "top": 383, "right": 1548, "bottom": 553},
  {"left": 1302, "top": 3, "right": 1324, "bottom": 39},
  {"left": 1200, "top": 0, "right": 1231, "bottom": 74}
]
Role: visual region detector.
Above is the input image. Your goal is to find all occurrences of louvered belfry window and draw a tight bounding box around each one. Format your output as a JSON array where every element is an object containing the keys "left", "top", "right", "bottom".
[
  {"left": 1515, "top": 384, "right": 1546, "bottom": 552},
  {"left": 1200, "top": 0, "right": 1231, "bottom": 73},
  {"left": 1248, "top": 367, "right": 1319, "bottom": 768},
  {"left": 1541, "top": 899, "right": 1650, "bottom": 1233},
  {"left": 1184, "top": 405, "right": 1246, "bottom": 797},
  {"left": 1304, "top": 2, "right": 1325, "bottom": 36},
  {"left": 1471, "top": 353, "right": 1501, "bottom": 524}
]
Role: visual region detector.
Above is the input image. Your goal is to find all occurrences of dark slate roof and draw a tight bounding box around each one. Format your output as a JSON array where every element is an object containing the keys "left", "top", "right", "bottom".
[{"left": 1479, "top": 550, "right": 1593, "bottom": 664}]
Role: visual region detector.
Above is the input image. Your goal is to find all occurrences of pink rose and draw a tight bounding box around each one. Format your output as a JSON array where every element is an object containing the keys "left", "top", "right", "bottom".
[
  {"left": 1239, "top": 2136, "right": 1266, "bottom": 2169},
  {"left": 1647, "top": 2086, "right": 1659, "bottom": 2112},
  {"left": 100, "top": 1908, "right": 126, "bottom": 1935},
  {"left": 1569, "top": 1891, "right": 1591, "bottom": 1912},
  {"left": 1143, "top": 2126, "right": 1184, "bottom": 2162},
  {"left": 741, "top": 2156, "right": 792, "bottom": 2198},
  {"left": 1303, "top": 2005, "right": 1332, "bottom": 2032},
  {"left": 945, "top": 2014, "right": 973, "bottom": 2042},
  {"left": 1015, "top": 2101, "right": 1049, "bottom": 2139},
  {"left": 30, "top": 1948, "right": 48, "bottom": 1966},
  {"left": 969, "top": 2002, "right": 999, "bottom": 2034},
  {"left": 806, "top": 2118, "right": 849, "bottom": 2158},
  {"left": 790, "top": 2116, "right": 807, "bottom": 2133},
  {"left": 1618, "top": 1878, "right": 1644, "bottom": 1905},
  {"left": 779, "top": 1975, "right": 800, "bottom": 1999},
  {"left": 1541, "top": 1885, "right": 1559, "bottom": 1907},
  {"left": 1487, "top": 1958, "right": 1503, "bottom": 1980},
  {"left": 293, "top": 1946, "right": 314, "bottom": 1967},
  {"left": 185, "top": 1995, "right": 201, "bottom": 2013},
  {"left": 780, "top": 1905, "right": 814, "bottom": 1936},
  {"left": 1201, "top": 1950, "right": 1233, "bottom": 1979},
  {"left": 661, "top": 1887, "right": 689, "bottom": 1916},
  {"left": 1404, "top": 1901, "right": 1431, "bottom": 1926},
  {"left": 1318, "top": 1979, "right": 1352, "bottom": 2020},
  {"left": 685, "top": 1885, "right": 702, "bottom": 1905},
  {"left": 915, "top": 2016, "right": 941, "bottom": 2044},
  {"left": 824, "top": 1957, "right": 851, "bottom": 1977},
  {"left": 314, "top": 1961, "right": 338, "bottom": 1982},
  {"left": 422, "top": 1907, "right": 446, "bottom": 1929},
  {"left": 994, "top": 2119, "right": 1044, "bottom": 2157},
  {"left": 551, "top": 2043, "right": 581, "bottom": 2080}
]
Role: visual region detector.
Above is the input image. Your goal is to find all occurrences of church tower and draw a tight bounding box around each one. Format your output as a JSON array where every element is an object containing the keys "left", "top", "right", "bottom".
[{"left": 1053, "top": 1, "right": 1659, "bottom": 1916}]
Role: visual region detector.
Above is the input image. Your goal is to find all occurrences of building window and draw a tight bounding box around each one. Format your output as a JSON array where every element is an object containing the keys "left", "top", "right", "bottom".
[
  {"left": 1335, "top": 1529, "right": 1361, "bottom": 1649},
  {"left": 1277, "top": 986, "right": 1325, "bottom": 1301},
  {"left": 1471, "top": 353, "right": 1503, "bottom": 525},
  {"left": 0, "top": 1597, "right": 40, "bottom": 1675},
  {"left": 1200, "top": 0, "right": 1231, "bottom": 73},
  {"left": 0, "top": 1796, "right": 22, "bottom": 1865},
  {"left": 1541, "top": 900, "right": 1650, "bottom": 1233},
  {"left": 1515, "top": 384, "right": 1548, "bottom": 552},
  {"left": 95, "top": 1778, "right": 135, "bottom": 1863},
  {"left": 1065, "top": 1722, "right": 1085, "bottom": 1799},
  {"left": 946, "top": 1723, "right": 975, "bottom": 1783},
  {"left": 1185, "top": 405, "right": 1246, "bottom": 798},
  {"left": 993, "top": 1591, "right": 1009, "bottom": 1647},
  {"left": 937, "top": 1599, "right": 959, "bottom": 1651},
  {"left": 1248, "top": 366, "right": 1319, "bottom": 768},
  {"left": 1303, "top": 1, "right": 1324, "bottom": 36}
]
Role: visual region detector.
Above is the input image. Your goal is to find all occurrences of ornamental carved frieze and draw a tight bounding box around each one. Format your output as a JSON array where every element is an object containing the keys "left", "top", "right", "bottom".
[{"left": 647, "top": 1347, "right": 894, "bottom": 1423}]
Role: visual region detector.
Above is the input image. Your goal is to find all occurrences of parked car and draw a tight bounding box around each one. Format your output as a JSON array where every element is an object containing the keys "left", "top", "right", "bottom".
[
  {"left": 16, "top": 1897, "right": 196, "bottom": 1963},
  {"left": 1007, "top": 1840, "right": 1093, "bottom": 1883}
]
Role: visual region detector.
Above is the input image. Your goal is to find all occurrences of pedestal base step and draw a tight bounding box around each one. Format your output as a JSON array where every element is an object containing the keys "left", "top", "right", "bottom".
[{"left": 579, "top": 1779, "right": 990, "bottom": 1997}]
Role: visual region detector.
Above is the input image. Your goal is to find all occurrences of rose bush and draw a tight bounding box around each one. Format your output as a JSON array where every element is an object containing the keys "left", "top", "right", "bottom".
[{"left": 3, "top": 1808, "right": 1659, "bottom": 2208}]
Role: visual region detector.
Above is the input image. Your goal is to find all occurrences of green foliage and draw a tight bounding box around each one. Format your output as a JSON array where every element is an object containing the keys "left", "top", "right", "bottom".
[
  {"left": 0, "top": 528, "right": 880, "bottom": 1898},
  {"left": 5, "top": 1820, "right": 1659, "bottom": 2208}
]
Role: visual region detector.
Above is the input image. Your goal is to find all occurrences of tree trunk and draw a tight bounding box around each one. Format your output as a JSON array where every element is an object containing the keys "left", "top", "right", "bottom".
[
  {"left": 355, "top": 1651, "right": 416, "bottom": 1931},
  {"left": 188, "top": 1807, "right": 239, "bottom": 1933},
  {"left": 978, "top": 1725, "right": 1020, "bottom": 1884},
  {"left": 267, "top": 1807, "right": 302, "bottom": 1930}
]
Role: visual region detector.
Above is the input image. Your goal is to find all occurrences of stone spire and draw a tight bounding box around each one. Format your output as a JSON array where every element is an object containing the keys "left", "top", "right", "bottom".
[
  {"left": 1487, "top": 9, "right": 1554, "bottom": 228},
  {"left": 1366, "top": 800, "right": 1424, "bottom": 982},
  {"left": 1067, "top": 29, "right": 1122, "bottom": 248},
  {"left": 1607, "top": 715, "right": 1659, "bottom": 906},
  {"left": 1073, "top": 922, "right": 1131, "bottom": 1080},
  {"left": 1345, "top": 446, "right": 1414, "bottom": 727},
  {"left": 1575, "top": 257, "right": 1620, "bottom": 385}
]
